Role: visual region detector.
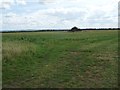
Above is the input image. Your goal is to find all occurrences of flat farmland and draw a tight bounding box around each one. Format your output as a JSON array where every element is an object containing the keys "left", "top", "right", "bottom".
[{"left": 2, "top": 30, "right": 118, "bottom": 88}]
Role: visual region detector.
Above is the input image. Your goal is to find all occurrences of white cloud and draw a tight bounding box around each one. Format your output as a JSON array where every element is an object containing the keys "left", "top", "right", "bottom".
[
  {"left": 2, "top": 11, "right": 61, "bottom": 30},
  {"left": 39, "top": 0, "right": 57, "bottom": 4},
  {"left": 0, "top": 0, "right": 27, "bottom": 9},
  {"left": 1, "top": 0, "right": 119, "bottom": 30},
  {"left": 0, "top": 13, "right": 2, "bottom": 30},
  {"left": 0, "top": 0, "right": 14, "bottom": 9},
  {"left": 16, "top": 0, "right": 26, "bottom": 5},
  {"left": 38, "top": 7, "right": 87, "bottom": 15}
]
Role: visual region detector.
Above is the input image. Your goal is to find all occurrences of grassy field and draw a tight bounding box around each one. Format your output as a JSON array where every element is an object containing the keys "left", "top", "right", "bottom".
[{"left": 2, "top": 30, "right": 118, "bottom": 88}]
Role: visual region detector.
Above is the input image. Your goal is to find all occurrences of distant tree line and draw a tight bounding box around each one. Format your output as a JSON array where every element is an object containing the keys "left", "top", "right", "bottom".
[
  {"left": 68, "top": 27, "right": 119, "bottom": 32},
  {"left": 1, "top": 27, "right": 119, "bottom": 33}
]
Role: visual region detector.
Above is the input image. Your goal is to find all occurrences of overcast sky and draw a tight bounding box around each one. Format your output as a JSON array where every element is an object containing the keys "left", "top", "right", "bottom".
[{"left": 0, "top": 0, "right": 119, "bottom": 31}]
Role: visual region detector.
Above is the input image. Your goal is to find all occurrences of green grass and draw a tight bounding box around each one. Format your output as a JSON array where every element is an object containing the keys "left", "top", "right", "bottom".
[{"left": 2, "top": 30, "right": 118, "bottom": 88}]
